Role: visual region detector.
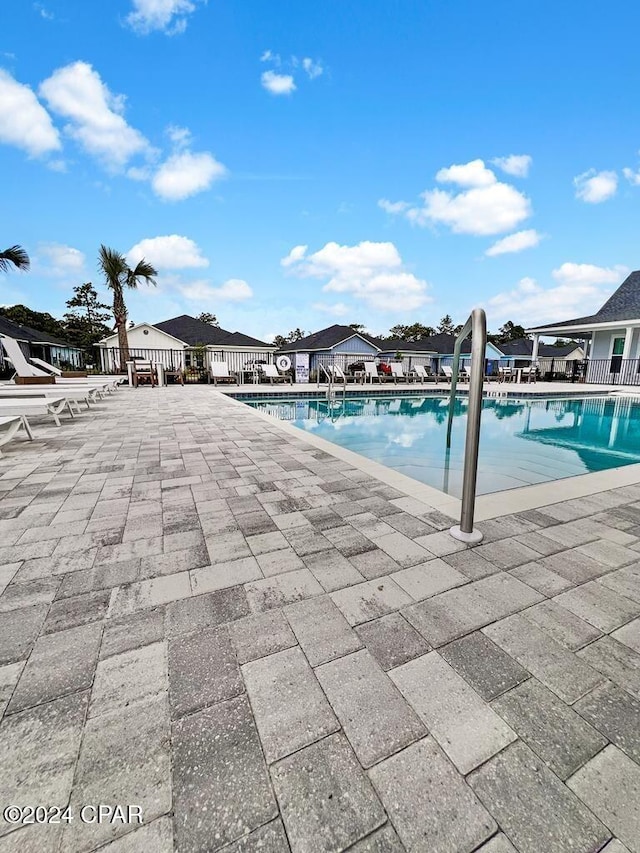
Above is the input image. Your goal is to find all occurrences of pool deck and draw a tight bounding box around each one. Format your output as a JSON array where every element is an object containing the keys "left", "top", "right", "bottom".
[{"left": 0, "top": 385, "right": 639, "bottom": 852}]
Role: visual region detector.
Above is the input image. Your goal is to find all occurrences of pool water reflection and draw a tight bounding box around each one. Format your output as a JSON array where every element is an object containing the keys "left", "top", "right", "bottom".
[{"left": 244, "top": 395, "right": 640, "bottom": 497}]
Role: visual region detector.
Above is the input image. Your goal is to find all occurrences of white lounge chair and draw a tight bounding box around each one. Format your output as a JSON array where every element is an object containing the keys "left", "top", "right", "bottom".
[
  {"left": 327, "top": 364, "right": 348, "bottom": 383},
  {"left": 390, "top": 362, "right": 410, "bottom": 383},
  {"left": 0, "top": 386, "right": 99, "bottom": 412},
  {"left": 0, "top": 416, "right": 34, "bottom": 454},
  {"left": 210, "top": 362, "right": 238, "bottom": 385},
  {"left": 441, "top": 365, "right": 454, "bottom": 381},
  {"left": 260, "top": 364, "right": 292, "bottom": 385},
  {"left": 411, "top": 364, "right": 437, "bottom": 384},
  {"left": 364, "top": 362, "right": 381, "bottom": 383},
  {"left": 1, "top": 335, "right": 52, "bottom": 380},
  {"left": 0, "top": 396, "right": 73, "bottom": 426},
  {"left": 29, "top": 355, "right": 122, "bottom": 390}
]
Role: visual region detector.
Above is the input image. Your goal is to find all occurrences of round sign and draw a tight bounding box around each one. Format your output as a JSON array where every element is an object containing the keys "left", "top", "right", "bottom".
[{"left": 276, "top": 355, "right": 291, "bottom": 372}]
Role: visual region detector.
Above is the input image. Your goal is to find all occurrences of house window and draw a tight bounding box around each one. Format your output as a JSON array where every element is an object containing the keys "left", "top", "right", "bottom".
[{"left": 610, "top": 335, "right": 625, "bottom": 374}]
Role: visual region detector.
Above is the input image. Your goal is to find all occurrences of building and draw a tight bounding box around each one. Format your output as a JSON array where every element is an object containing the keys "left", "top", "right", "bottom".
[
  {"left": 526, "top": 270, "right": 640, "bottom": 384},
  {"left": 498, "top": 339, "right": 585, "bottom": 378},
  {"left": 0, "top": 315, "right": 84, "bottom": 376},
  {"left": 276, "top": 325, "right": 383, "bottom": 379},
  {"left": 422, "top": 333, "right": 505, "bottom": 375},
  {"left": 97, "top": 315, "right": 276, "bottom": 375}
]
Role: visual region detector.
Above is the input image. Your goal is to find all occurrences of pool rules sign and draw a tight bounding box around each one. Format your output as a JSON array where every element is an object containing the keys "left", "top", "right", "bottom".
[{"left": 295, "top": 353, "right": 309, "bottom": 383}]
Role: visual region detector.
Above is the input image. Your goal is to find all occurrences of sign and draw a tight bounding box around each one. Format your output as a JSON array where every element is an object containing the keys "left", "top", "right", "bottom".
[
  {"left": 295, "top": 352, "right": 309, "bottom": 384},
  {"left": 276, "top": 355, "right": 291, "bottom": 372}
]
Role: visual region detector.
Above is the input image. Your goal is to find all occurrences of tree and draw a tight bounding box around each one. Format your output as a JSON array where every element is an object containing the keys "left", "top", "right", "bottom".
[
  {"left": 348, "top": 323, "right": 366, "bottom": 333},
  {"left": 387, "top": 322, "right": 435, "bottom": 342},
  {"left": 437, "top": 315, "right": 455, "bottom": 334},
  {"left": 0, "top": 304, "right": 67, "bottom": 339},
  {"left": 98, "top": 246, "right": 157, "bottom": 369},
  {"left": 0, "top": 245, "right": 30, "bottom": 274},
  {"left": 496, "top": 321, "right": 528, "bottom": 342},
  {"left": 64, "top": 283, "right": 112, "bottom": 350},
  {"left": 273, "top": 328, "right": 307, "bottom": 348},
  {"left": 197, "top": 312, "right": 219, "bottom": 326}
]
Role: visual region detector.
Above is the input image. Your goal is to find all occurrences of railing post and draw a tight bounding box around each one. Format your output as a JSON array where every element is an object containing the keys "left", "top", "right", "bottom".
[{"left": 448, "top": 308, "right": 486, "bottom": 544}]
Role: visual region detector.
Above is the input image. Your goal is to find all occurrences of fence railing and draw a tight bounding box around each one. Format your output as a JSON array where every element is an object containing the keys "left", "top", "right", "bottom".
[
  {"left": 586, "top": 358, "right": 640, "bottom": 385},
  {"left": 95, "top": 346, "right": 276, "bottom": 377}
]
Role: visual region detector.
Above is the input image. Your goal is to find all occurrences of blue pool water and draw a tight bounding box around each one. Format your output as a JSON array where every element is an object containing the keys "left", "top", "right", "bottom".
[{"left": 244, "top": 394, "right": 640, "bottom": 497}]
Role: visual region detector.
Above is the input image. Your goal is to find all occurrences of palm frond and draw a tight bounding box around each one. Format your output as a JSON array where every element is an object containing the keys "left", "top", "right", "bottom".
[
  {"left": 126, "top": 258, "right": 158, "bottom": 289},
  {"left": 0, "top": 245, "right": 30, "bottom": 273}
]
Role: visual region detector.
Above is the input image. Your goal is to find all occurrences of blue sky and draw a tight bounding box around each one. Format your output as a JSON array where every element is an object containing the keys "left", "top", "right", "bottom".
[{"left": 2, "top": 0, "right": 639, "bottom": 342}]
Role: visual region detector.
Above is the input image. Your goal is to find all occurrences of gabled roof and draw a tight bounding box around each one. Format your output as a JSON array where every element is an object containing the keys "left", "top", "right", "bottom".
[
  {"left": 277, "top": 324, "right": 382, "bottom": 353},
  {"left": 527, "top": 270, "right": 640, "bottom": 331},
  {"left": 498, "top": 338, "right": 583, "bottom": 358},
  {"left": 377, "top": 338, "right": 437, "bottom": 354},
  {"left": 0, "top": 315, "right": 77, "bottom": 349},
  {"left": 154, "top": 315, "right": 274, "bottom": 348}
]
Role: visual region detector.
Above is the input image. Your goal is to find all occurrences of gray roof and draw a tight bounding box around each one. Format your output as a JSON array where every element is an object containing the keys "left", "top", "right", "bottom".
[
  {"left": 498, "top": 339, "right": 582, "bottom": 358},
  {"left": 528, "top": 270, "right": 640, "bottom": 331},
  {"left": 378, "top": 338, "right": 437, "bottom": 354},
  {"left": 0, "top": 315, "right": 77, "bottom": 349},
  {"left": 277, "top": 325, "right": 382, "bottom": 353},
  {"left": 154, "top": 315, "right": 274, "bottom": 349}
]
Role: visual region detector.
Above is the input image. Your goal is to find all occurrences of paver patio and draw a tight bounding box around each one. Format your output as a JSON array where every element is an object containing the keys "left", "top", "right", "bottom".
[{"left": 0, "top": 386, "right": 638, "bottom": 852}]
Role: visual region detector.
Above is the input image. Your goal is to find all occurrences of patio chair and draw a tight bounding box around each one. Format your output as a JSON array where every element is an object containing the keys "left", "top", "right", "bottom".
[
  {"left": 0, "top": 415, "right": 34, "bottom": 454},
  {"left": 390, "top": 362, "right": 410, "bottom": 383},
  {"left": 521, "top": 366, "right": 537, "bottom": 383},
  {"left": 210, "top": 361, "right": 238, "bottom": 385},
  {"left": 131, "top": 360, "right": 158, "bottom": 387},
  {"left": 498, "top": 366, "right": 514, "bottom": 383},
  {"left": 414, "top": 364, "right": 438, "bottom": 384},
  {"left": 260, "top": 364, "right": 292, "bottom": 385},
  {"left": 0, "top": 335, "right": 54, "bottom": 382},
  {"left": 364, "top": 361, "right": 381, "bottom": 383},
  {"left": 441, "top": 365, "right": 454, "bottom": 381}
]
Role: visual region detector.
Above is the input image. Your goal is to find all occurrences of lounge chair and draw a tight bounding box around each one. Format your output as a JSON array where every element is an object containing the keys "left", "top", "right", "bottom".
[
  {"left": 260, "top": 364, "right": 292, "bottom": 385},
  {"left": 0, "top": 396, "right": 73, "bottom": 426},
  {"left": 441, "top": 365, "right": 454, "bottom": 381},
  {"left": 460, "top": 366, "right": 471, "bottom": 382},
  {"left": 364, "top": 362, "right": 381, "bottom": 383},
  {"left": 411, "top": 364, "right": 437, "bottom": 384},
  {"left": 1, "top": 336, "right": 53, "bottom": 382},
  {"left": 0, "top": 415, "right": 34, "bottom": 454},
  {"left": 390, "top": 362, "right": 410, "bottom": 383},
  {"left": 498, "top": 367, "right": 514, "bottom": 383},
  {"left": 210, "top": 362, "right": 238, "bottom": 385},
  {"left": 0, "top": 385, "right": 99, "bottom": 412}
]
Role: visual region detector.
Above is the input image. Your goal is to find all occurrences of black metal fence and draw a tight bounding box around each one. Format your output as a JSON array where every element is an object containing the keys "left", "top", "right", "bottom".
[{"left": 586, "top": 358, "right": 640, "bottom": 385}]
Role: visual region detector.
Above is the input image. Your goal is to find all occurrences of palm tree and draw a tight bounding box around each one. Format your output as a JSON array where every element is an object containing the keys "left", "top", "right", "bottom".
[
  {"left": 98, "top": 245, "right": 157, "bottom": 369},
  {"left": 0, "top": 245, "right": 30, "bottom": 273}
]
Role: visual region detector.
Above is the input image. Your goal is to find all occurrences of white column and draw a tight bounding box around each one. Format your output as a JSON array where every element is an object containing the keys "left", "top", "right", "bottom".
[
  {"left": 531, "top": 333, "right": 540, "bottom": 363},
  {"left": 621, "top": 326, "right": 634, "bottom": 361}
]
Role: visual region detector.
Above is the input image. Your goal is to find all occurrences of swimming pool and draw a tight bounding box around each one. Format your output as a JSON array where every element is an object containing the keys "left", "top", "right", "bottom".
[{"left": 244, "top": 394, "right": 640, "bottom": 497}]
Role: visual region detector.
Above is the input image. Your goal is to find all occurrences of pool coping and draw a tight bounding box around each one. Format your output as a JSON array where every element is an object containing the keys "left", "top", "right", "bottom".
[{"left": 222, "top": 389, "right": 640, "bottom": 522}]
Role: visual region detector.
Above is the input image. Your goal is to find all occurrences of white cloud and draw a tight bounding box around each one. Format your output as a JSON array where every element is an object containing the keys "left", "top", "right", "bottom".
[
  {"left": 282, "top": 240, "right": 432, "bottom": 313},
  {"left": 492, "top": 154, "right": 532, "bottom": 177},
  {"left": 40, "top": 61, "right": 151, "bottom": 170},
  {"left": 261, "top": 70, "right": 296, "bottom": 96},
  {"left": 260, "top": 50, "right": 279, "bottom": 64},
  {"left": 34, "top": 3, "right": 55, "bottom": 20},
  {"left": 574, "top": 169, "right": 618, "bottom": 203},
  {"left": 623, "top": 166, "right": 640, "bottom": 186},
  {"left": 37, "top": 242, "right": 85, "bottom": 276},
  {"left": 435, "top": 159, "right": 496, "bottom": 187},
  {"left": 551, "top": 262, "right": 627, "bottom": 286},
  {"left": 180, "top": 278, "right": 253, "bottom": 302},
  {"left": 311, "top": 302, "right": 350, "bottom": 317},
  {"left": 152, "top": 150, "right": 227, "bottom": 200},
  {"left": 127, "top": 235, "right": 208, "bottom": 269},
  {"left": 125, "top": 0, "right": 204, "bottom": 35},
  {"left": 378, "top": 199, "right": 409, "bottom": 214},
  {"left": 280, "top": 245, "right": 308, "bottom": 267},
  {"left": 485, "top": 229, "right": 542, "bottom": 257},
  {"left": 388, "top": 159, "right": 532, "bottom": 236},
  {"left": 0, "top": 69, "right": 61, "bottom": 157},
  {"left": 486, "top": 264, "right": 628, "bottom": 326},
  {"left": 302, "top": 57, "right": 323, "bottom": 79}
]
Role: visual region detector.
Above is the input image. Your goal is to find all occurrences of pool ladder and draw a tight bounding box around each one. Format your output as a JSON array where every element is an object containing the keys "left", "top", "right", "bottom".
[{"left": 446, "top": 308, "right": 487, "bottom": 544}]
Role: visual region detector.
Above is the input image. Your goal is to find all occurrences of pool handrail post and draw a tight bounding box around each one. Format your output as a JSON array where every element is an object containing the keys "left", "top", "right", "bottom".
[{"left": 448, "top": 307, "right": 486, "bottom": 544}]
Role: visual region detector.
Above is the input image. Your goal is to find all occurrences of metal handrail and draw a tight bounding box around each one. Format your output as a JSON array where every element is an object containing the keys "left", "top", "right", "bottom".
[{"left": 447, "top": 308, "right": 486, "bottom": 544}]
